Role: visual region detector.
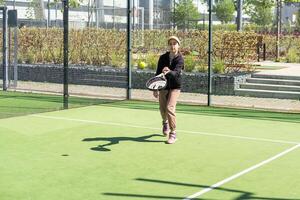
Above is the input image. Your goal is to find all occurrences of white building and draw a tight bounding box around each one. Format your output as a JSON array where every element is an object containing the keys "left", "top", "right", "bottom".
[{"left": 3, "top": 0, "right": 228, "bottom": 28}]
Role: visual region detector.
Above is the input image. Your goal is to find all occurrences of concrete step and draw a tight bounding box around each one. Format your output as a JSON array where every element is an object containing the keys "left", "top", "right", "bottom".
[
  {"left": 235, "top": 88, "right": 300, "bottom": 99},
  {"left": 246, "top": 78, "right": 300, "bottom": 86},
  {"left": 239, "top": 83, "right": 300, "bottom": 92},
  {"left": 252, "top": 74, "right": 300, "bottom": 81}
]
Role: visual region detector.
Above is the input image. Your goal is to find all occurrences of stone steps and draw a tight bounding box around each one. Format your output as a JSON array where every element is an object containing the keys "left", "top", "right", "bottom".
[{"left": 235, "top": 74, "right": 300, "bottom": 99}]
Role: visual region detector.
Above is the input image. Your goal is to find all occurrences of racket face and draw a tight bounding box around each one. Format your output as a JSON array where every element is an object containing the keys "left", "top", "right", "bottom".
[{"left": 146, "top": 76, "right": 167, "bottom": 91}]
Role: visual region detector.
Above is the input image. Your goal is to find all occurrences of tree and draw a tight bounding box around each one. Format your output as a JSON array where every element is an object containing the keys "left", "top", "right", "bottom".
[
  {"left": 243, "top": 0, "right": 275, "bottom": 26},
  {"left": 214, "top": 0, "right": 235, "bottom": 24},
  {"left": 296, "top": 9, "right": 300, "bottom": 29},
  {"left": 174, "top": 0, "right": 201, "bottom": 30}
]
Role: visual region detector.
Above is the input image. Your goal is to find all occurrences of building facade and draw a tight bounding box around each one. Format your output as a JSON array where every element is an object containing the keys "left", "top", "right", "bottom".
[{"left": 3, "top": 0, "right": 211, "bottom": 29}]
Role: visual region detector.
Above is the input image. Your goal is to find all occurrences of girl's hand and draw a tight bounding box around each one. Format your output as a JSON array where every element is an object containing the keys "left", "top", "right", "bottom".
[
  {"left": 162, "top": 67, "right": 170, "bottom": 75},
  {"left": 153, "top": 91, "right": 158, "bottom": 98}
]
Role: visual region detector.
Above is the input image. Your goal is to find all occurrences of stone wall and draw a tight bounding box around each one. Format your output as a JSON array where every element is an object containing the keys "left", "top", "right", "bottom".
[{"left": 0, "top": 64, "right": 251, "bottom": 95}]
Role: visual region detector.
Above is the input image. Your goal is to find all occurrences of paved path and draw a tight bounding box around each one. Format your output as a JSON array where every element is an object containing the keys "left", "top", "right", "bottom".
[{"left": 252, "top": 61, "right": 300, "bottom": 76}]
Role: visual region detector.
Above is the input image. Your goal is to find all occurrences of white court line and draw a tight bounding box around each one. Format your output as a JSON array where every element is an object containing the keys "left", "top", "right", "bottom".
[
  {"left": 183, "top": 143, "right": 300, "bottom": 200},
  {"left": 32, "top": 114, "right": 299, "bottom": 145}
]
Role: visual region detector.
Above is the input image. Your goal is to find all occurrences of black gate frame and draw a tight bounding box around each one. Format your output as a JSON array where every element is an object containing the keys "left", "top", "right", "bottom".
[{"left": 1, "top": 6, "right": 8, "bottom": 91}]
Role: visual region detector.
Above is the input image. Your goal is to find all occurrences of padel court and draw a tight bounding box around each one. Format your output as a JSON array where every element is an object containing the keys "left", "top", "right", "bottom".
[{"left": 0, "top": 91, "right": 300, "bottom": 200}]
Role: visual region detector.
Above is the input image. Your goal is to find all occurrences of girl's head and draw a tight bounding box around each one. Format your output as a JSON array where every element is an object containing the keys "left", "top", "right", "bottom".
[{"left": 168, "top": 36, "right": 180, "bottom": 54}]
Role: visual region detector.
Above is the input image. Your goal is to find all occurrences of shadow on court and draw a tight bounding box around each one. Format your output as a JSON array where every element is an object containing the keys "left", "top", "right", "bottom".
[
  {"left": 82, "top": 134, "right": 165, "bottom": 151},
  {"left": 102, "top": 178, "right": 300, "bottom": 200}
]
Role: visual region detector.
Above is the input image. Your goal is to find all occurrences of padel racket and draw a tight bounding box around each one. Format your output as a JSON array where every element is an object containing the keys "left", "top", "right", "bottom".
[{"left": 146, "top": 73, "right": 167, "bottom": 91}]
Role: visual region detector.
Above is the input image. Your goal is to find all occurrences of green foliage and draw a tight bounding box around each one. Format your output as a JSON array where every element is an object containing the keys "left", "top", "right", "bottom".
[
  {"left": 283, "top": 20, "right": 293, "bottom": 34},
  {"left": 261, "top": 34, "right": 300, "bottom": 62},
  {"left": 194, "top": 64, "right": 208, "bottom": 73},
  {"left": 284, "top": 0, "right": 300, "bottom": 2},
  {"left": 111, "top": 53, "right": 125, "bottom": 68},
  {"left": 174, "top": 0, "right": 201, "bottom": 30},
  {"left": 244, "top": 0, "right": 275, "bottom": 26},
  {"left": 26, "top": 52, "right": 35, "bottom": 64},
  {"left": 146, "top": 53, "right": 158, "bottom": 70},
  {"left": 18, "top": 28, "right": 300, "bottom": 68},
  {"left": 196, "top": 23, "right": 237, "bottom": 31},
  {"left": 286, "top": 48, "right": 300, "bottom": 63},
  {"left": 213, "top": 59, "right": 225, "bottom": 74},
  {"left": 184, "top": 55, "right": 196, "bottom": 72},
  {"left": 214, "top": 0, "right": 235, "bottom": 24},
  {"left": 296, "top": 9, "right": 300, "bottom": 29},
  {"left": 243, "top": 23, "right": 273, "bottom": 32}
]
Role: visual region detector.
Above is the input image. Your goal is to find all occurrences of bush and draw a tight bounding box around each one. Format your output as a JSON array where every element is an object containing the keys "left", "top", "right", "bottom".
[
  {"left": 194, "top": 64, "right": 207, "bottom": 73},
  {"left": 213, "top": 59, "right": 225, "bottom": 74},
  {"left": 146, "top": 53, "right": 158, "bottom": 70},
  {"left": 286, "top": 48, "right": 299, "bottom": 63},
  {"left": 184, "top": 55, "right": 196, "bottom": 72},
  {"left": 20, "top": 28, "right": 300, "bottom": 67},
  {"left": 25, "top": 52, "right": 35, "bottom": 64},
  {"left": 111, "top": 53, "right": 125, "bottom": 68}
]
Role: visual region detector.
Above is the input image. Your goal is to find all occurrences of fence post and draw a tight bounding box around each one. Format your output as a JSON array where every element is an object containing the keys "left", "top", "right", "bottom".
[{"left": 263, "top": 43, "right": 266, "bottom": 61}]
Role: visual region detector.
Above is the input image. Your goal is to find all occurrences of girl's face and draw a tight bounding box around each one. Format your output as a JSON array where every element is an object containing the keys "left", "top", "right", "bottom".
[{"left": 168, "top": 39, "right": 179, "bottom": 54}]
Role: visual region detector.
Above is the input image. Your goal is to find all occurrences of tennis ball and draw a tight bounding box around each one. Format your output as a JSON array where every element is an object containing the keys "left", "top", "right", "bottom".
[{"left": 138, "top": 61, "right": 147, "bottom": 69}]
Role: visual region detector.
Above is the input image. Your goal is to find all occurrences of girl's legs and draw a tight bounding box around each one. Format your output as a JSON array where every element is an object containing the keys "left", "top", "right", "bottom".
[
  {"left": 159, "top": 90, "right": 169, "bottom": 135},
  {"left": 166, "top": 89, "right": 180, "bottom": 133},
  {"left": 159, "top": 89, "right": 181, "bottom": 143}
]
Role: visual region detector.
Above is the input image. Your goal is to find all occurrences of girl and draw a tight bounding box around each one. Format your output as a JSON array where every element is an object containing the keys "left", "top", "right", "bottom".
[{"left": 153, "top": 36, "right": 184, "bottom": 144}]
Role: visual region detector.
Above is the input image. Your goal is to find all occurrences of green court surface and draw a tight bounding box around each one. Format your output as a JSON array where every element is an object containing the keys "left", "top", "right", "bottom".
[{"left": 0, "top": 91, "right": 300, "bottom": 200}]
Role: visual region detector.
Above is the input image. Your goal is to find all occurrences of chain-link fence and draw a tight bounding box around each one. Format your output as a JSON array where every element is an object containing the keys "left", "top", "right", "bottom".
[{"left": 0, "top": 1, "right": 300, "bottom": 113}]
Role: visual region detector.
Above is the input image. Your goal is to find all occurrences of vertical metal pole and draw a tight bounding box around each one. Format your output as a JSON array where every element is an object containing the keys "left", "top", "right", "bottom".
[
  {"left": 137, "top": 0, "right": 139, "bottom": 29},
  {"left": 13, "top": 27, "right": 18, "bottom": 87},
  {"left": 63, "top": 0, "right": 69, "bottom": 109},
  {"left": 149, "top": 0, "right": 153, "bottom": 29},
  {"left": 12, "top": 6, "right": 18, "bottom": 86},
  {"left": 173, "top": 0, "right": 175, "bottom": 30},
  {"left": 279, "top": 0, "right": 282, "bottom": 34},
  {"left": 133, "top": 0, "right": 135, "bottom": 31},
  {"left": 96, "top": 0, "right": 99, "bottom": 28},
  {"left": 203, "top": 12, "right": 205, "bottom": 30},
  {"left": 3, "top": 7, "right": 8, "bottom": 91},
  {"left": 276, "top": 0, "right": 280, "bottom": 61},
  {"left": 8, "top": 27, "right": 11, "bottom": 86},
  {"left": 237, "top": 0, "right": 243, "bottom": 31},
  {"left": 98, "top": 0, "right": 104, "bottom": 28},
  {"left": 47, "top": 0, "right": 50, "bottom": 28},
  {"left": 127, "top": 0, "right": 132, "bottom": 99},
  {"left": 207, "top": 0, "right": 213, "bottom": 106},
  {"left": 55, "top": 2, "right": 58, "bottom": 26},
  {"left": 113, "top": 0, "right": 115, "bottom": 29},
  {"left": 141, "top": 7, "right": 144, "bottom": 46}
]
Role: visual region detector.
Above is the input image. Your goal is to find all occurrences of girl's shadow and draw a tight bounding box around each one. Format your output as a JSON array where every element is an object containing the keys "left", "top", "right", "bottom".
[{"left": 82, "top": 134, "right": 165, "bottom": 152}]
